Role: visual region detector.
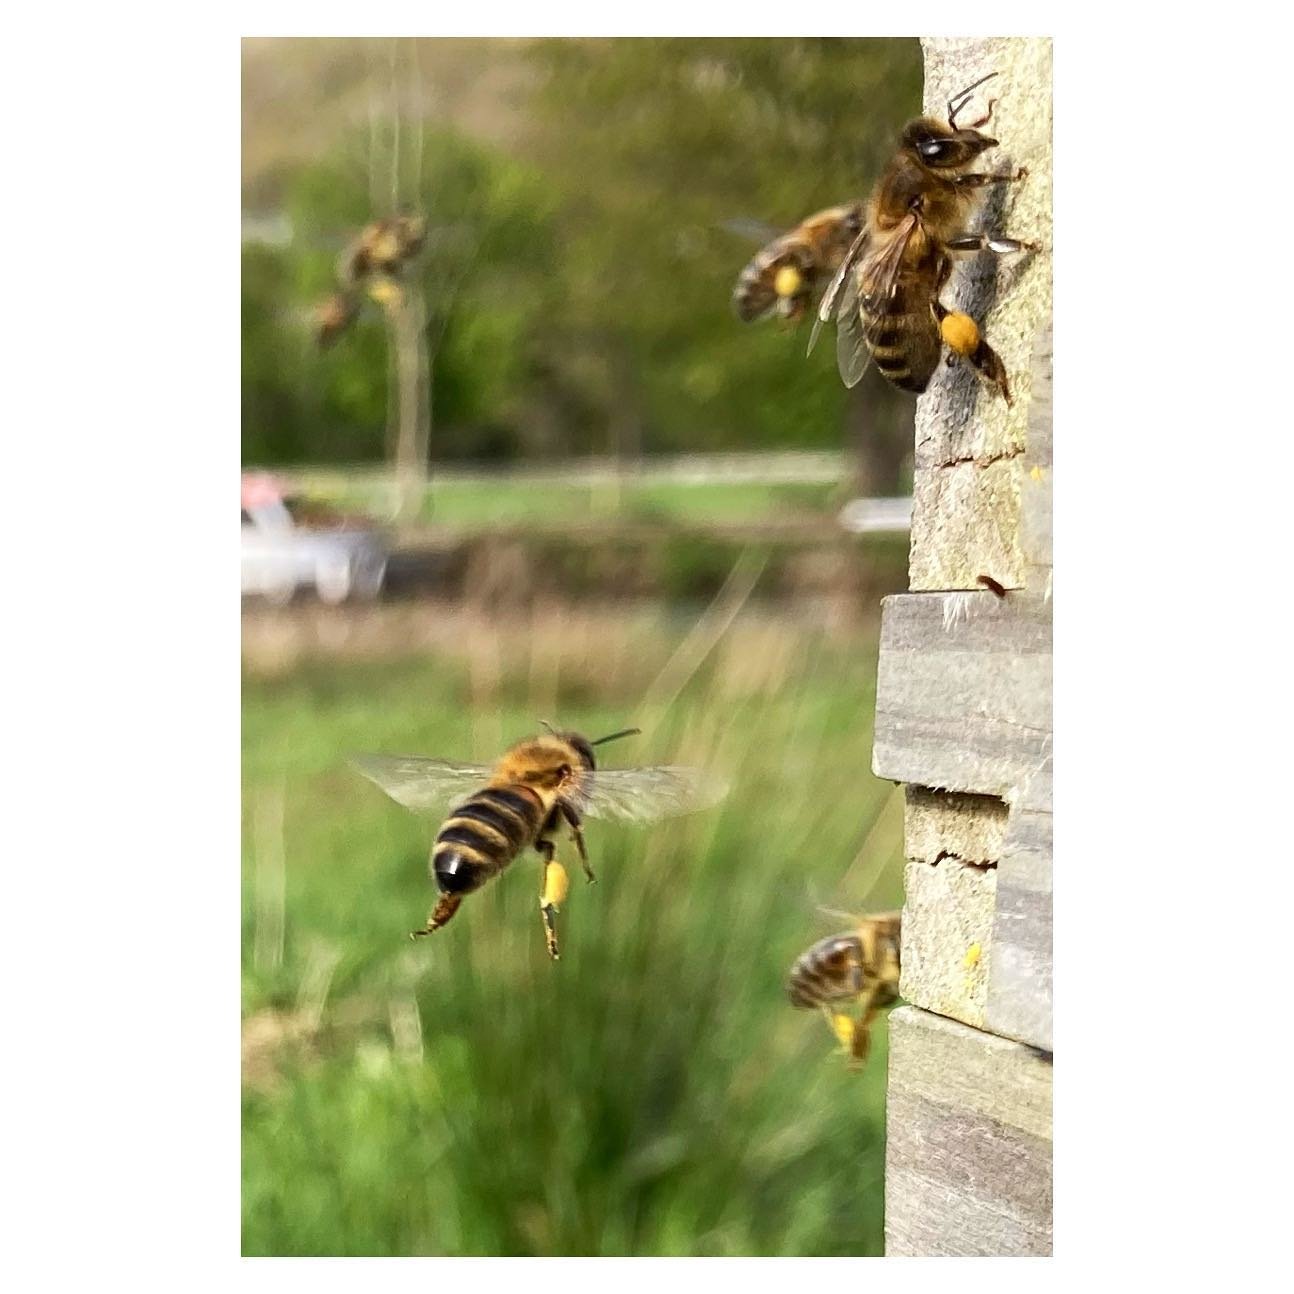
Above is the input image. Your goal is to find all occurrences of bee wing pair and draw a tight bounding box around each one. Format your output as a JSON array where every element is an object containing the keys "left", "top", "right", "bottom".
[
  {"left": 807, "top": 213, "right": 919, "bottom": 390},
  {"left": 352, "top": 754, "right": 728, "bottom": 823}
]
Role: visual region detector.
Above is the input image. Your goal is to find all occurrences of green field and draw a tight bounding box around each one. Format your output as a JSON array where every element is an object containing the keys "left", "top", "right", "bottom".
[{"left": 242, "top": 609, "right": 903, "bottom": 1255}]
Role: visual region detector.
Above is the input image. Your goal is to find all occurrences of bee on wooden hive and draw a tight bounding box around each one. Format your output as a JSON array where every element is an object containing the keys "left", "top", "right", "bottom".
[
  {"left": 731, "top": 203, "right": 867, "bottom": 326},
  {"left": 802, "top": 71, "right": 1038, "bottom": 403},
  {"left": 786, "top": 911, "right": 901, "bottom": 1066},
  {"left": 353, "top": 727, "right": 727, "bottom": 960},
  {"left": 745, "top": 72, "right": 1035, "bottom": 403}
]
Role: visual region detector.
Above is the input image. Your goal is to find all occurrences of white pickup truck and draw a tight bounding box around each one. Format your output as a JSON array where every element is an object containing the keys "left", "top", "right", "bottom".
[{"left": 241, "top": 476, "right": 388, "bottom": 605}]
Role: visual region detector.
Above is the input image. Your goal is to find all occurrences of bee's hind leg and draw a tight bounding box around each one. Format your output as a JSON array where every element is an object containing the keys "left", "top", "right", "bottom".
[
  {"left": 932, "top": 300, "right": 1013, "bottom": 405},
  {"left": 536, "top": 838, "right": 569, "bottom": 961},
  {"left": 411, "top": 892, "right": 462, "bottom": 940}
]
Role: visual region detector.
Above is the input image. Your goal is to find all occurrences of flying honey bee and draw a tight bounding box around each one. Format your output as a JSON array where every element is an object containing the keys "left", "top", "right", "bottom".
[
  {"left": 315, "top": 291, "right": 360, "bottom": 349},
  {"left": 353, "top": 727, "right": 727, "bottom": 960},
  {"left": 805, "top": 72, "right": 1039, "bottom": 403},
  {"left": 731, "top": 202, "right": 866, "bottom": 326},
  {"left": 786, "top": 911, "right": 901, "bottom": 1066},
  {"left": 341, "top": 214, "right": 427, "bottom": 286},
  {"left": 315, "top": 214, "right": 427, "bottom": 348}
]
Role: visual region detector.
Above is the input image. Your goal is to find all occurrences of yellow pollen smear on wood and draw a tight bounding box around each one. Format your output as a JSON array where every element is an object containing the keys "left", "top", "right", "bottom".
[
  {"left": 774, "top": 265, "right": 803, "bottom": 298},
  {"left": 940, "top": 310, "right": 981, "bottom": 357},
  {"left": 962, "top": 942, "right": 982, "bottom": 969},
  {"left": 542, "top": 861, "right": 570, "bottom": 909}
]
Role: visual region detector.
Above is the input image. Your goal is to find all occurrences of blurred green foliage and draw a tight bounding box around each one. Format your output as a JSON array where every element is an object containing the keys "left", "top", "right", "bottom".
[
  {"left": 242, "top": 615, "right": 904, "bottom": 1255},
  {"left": 242, "top": 38, "right": 921, "bottom": 470}
]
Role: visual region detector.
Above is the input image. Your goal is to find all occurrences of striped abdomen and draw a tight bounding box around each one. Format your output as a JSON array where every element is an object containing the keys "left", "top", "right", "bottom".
[
  {"left": 786, "top": 934, "right": 867, "bottom": 1009},
  {"left": 862, "top": 251, "right": 945, "bottom": 394},
  {"left": 432, "top": 784, "right": 543, "bottom": 896}
]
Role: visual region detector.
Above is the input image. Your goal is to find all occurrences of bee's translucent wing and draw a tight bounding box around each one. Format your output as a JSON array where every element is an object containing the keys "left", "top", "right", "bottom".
[
  {"left": 834, "top": 268, "right": 873, "bottom": 389},
  {"left": 722, "top": 216, "right": 786, "bottom": 244},
  {"left": 857, "top": 213, "right": 918, "bottom": 315},
  {"left": 577, "top": 766, "right": 729, "bottom": 823},
  {"left": 807, "top": 226, "right": 870, "bottom": 358},
  {"left": 350, "top": 755, "right": 492, "bottom": 817}
]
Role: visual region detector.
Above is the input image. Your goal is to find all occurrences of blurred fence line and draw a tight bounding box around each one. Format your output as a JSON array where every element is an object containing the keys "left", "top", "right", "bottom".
[{"left": 263, "top": 450, "right": 851, "bottom": 493}]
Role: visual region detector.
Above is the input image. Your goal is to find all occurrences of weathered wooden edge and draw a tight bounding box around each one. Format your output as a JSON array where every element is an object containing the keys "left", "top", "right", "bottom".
[
  {"left": 885, "top": 1005, "right": 1053, "bottom": 1257},
  {"left": 909, "top": 38, "right": 1053, "bottom": 593}
]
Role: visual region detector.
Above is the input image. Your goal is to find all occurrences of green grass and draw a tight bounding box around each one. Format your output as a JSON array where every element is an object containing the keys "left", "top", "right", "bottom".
[{"left": 242, "top": 612, "right": 903, "bottom": 1255}]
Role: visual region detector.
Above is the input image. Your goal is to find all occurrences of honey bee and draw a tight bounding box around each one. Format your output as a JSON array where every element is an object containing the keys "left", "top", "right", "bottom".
[
  {"left": 353, "top": 727, "right": 727, "bottom": 960},
  {"left": 341, "top": 214, "right": 427, "bottom": 286},
  {"left": 315, "top": 291, "right": 360, "bottom": 349},
  {"left": 808, "top": 72, "right": 1038, "bottom": 403},
  {"left": 786, "top": 911, "right": 901, "bottom": 1066},
  {"left": 315, "top": 214, "right": 427, "bottom": 348},
  {"left": 731, "top": 203, "right": 866, "bottom": 325}
]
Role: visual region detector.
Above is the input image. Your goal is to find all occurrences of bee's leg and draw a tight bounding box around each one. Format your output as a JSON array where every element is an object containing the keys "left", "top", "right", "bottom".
[
  {"left": 536, "top": 838, "right": 564, "bottom": 961},
  {"left": 951, "top": 166, "right": 1029, "bottom": 190},
  {"left": 411, "top": 892, "right": 462, "bottom": 940},
  {"left": 560, "top": 803, "right": 595, "bottom": 885},
  {"left": 931, "top": 300, "right": 1013, "bottom": 405},
  {"left": 943, "top": 231, "right": 1040, "bottom": 256}
]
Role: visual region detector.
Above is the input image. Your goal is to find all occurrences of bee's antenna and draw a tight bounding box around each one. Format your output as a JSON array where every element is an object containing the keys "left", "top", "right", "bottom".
[
  {"left": 539, "top": 720, "right": 558, "bottom": 735},
  {"left": 590, "top": 727, "right": 642, "bottom": 747},
  {"left": 948, "top": 71, "right": 999, "bottom": 129}
]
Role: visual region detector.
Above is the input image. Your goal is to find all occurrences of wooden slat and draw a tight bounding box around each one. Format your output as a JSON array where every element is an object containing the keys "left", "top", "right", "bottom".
[
  {"left": 872, "top": 589, "right": 1052, "bottom": 805},
  {"left": 885, "top": 1006, "right": 1053, "bottom": 1256}
]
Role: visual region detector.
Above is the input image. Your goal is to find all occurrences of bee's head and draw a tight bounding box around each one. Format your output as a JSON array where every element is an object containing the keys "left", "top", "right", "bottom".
[
  {"left": 902, "top": 119, "right": 997, "bottom": 171},
  {"left": 562, "top": 732, "right": 598, "bottom": 771},
  {"left": 540, "top": 724, "right": 641, "bottom": 773}
]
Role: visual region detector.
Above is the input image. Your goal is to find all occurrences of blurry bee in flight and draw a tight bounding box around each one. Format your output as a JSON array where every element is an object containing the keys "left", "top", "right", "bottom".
[
  {"left": 315, "top": 213, "right": 427, "bottom": 348},
  {"left": 353, "top": 727, "right": 727, "bottom": 960},
  {"left": 315, "top": 291, "right": 360, "bottom": 349},
  {"left": 808, "top": 72, "right": 1039, "bottom": 403},
  {"left": 342, "top": 214, "right": 427, "bottom": 285},
  {"left": 786, "top": 910, "right": 901, "bottom": 1066},
  {"left": 731, "top": 202, "right": 866, "bottom": 326}
]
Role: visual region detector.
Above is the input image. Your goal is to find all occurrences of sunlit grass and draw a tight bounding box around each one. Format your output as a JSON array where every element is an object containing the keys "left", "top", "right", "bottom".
[{"left": 242, "top": 608, "right": 903, "bottom": 1255}]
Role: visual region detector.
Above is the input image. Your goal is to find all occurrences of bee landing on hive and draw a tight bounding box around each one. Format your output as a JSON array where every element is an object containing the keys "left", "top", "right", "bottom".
[
  {"left": 733, "top": 73, "right": 1039, "bottom": 404},
  {"left": 785, "top": 911, "right": 902, "bottom": 1067},
  {"left": 353, "top": 726, "right": 727, "bottom": 961}
]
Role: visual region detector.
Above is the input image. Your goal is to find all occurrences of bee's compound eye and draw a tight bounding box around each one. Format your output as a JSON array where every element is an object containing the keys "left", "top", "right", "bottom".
[{"left": 557, "top": 763, "right": 572, "bottom": 782}]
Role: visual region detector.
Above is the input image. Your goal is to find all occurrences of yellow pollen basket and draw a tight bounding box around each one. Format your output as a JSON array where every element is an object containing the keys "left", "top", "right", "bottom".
[
  {"left": 829, "top": 1012, "right": 857, "bottom": 1052},
  {"left": 542, "top": 861, "right": 570, "bottom": 909},
  {"left": 367, "top": 278, "right": 402, "bottom": 307},
  {"left": 774, "top": 264, "right": 803, "bottom": 299},
  {"left": 940, "top": 310, "right": 981, "bottom": 357}
]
